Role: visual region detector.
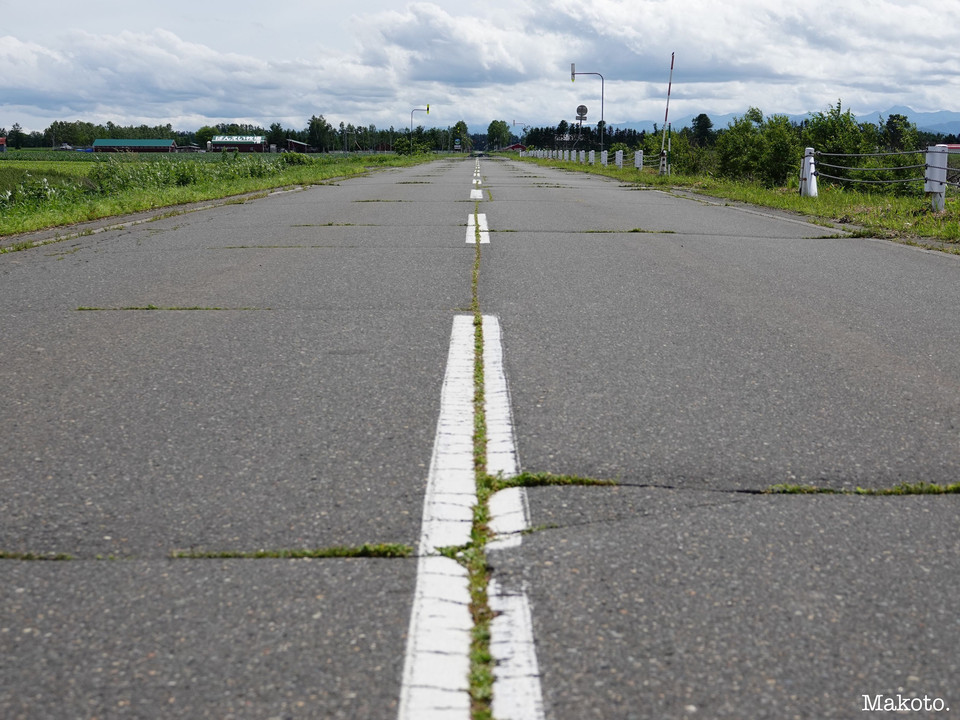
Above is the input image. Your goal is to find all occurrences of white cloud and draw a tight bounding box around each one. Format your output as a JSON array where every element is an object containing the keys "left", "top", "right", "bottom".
[{"left": 1, "top": 0, "right": 959, "bottom": 133}]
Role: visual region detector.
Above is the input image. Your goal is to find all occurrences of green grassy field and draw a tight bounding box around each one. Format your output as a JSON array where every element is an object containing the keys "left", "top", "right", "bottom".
[{"left": 0, "top": 152, "right": 437, "bottom": 240}]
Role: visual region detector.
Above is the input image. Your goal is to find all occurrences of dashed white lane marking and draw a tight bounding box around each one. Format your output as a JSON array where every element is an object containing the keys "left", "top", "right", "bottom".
[
  {"left": 466, "top": 213, "right": 490, "bottom": 244},
  {"left": 490, "top": 579, "right": 546, "bottom": 720},
  {"left": 483, "top": 315, "right": 519, "bottom": 481},
  {"left": 485, "top": 313, "right": 527, "bottom": 553},
  {"left": 398, "top": 314, "right": 475, "bottom": 720},
  {"left": 472, "top": 160, "right": 484, "bottom": 198},
  {"left": 483, "top": 315, "right": 546, "bottom": 720},
  {"left": 401, "top": 170, "right": 544, "bottom": 719}
]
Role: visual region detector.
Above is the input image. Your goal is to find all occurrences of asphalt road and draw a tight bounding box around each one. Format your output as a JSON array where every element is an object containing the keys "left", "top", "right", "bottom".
[
  {"left": 2, "top": 155, "right": 960, "bottom": 719},
  {"left": 1, "top": 160, "right": 475, "bottom": 718},
  {"left": 478, "top": 158, "right": 960, "bottom": 720}
]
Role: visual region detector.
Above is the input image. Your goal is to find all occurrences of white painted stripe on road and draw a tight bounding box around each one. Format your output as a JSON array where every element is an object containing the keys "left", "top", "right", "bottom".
[
  {"left": 485, "top": 313, "right": 525, "bottom": 551},
  {"left": 483, "top": 315, "right": 519, "bottom": 480},
  {"left": 466, "top": 214, "right": 490, "bottom": 244},
  {"left": 398, "top": 314, "right": 476, "bottom": 720},
  {"left": 482, "top": 314, "right": 546, "bottom": 720},
  {"left": 490, "top": 579, "right": 546, "bottom": 720},
  {"left": 471, "top": 188, "right": 484, "bottom": 200},
  {"left": 488, "top": 487, "right": 527, "bottom": 551}
]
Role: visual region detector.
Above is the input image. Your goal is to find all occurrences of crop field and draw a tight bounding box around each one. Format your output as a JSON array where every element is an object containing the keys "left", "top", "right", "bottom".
[{"left": 0, "top": 161, "right": 91, "bottom": 192}]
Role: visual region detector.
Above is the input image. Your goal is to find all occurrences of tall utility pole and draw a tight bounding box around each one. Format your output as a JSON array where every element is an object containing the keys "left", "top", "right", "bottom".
[{"left": 571, "top": 64, "right": 605, "bottom": 153}]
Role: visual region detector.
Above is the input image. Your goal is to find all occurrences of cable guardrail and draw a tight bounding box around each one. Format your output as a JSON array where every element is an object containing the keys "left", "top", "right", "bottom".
[
  {"left": 800, "top": 145, "right": 960, "bottom": 209},
  {"left": 814, "top": 150, "right": 926, "bottom": 185}
]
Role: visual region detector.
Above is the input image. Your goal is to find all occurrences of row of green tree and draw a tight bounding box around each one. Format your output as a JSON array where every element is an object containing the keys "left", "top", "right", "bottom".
[
  {"left": 522, "top": 102, "right": 960, "bottom": 187},
  {"left": 0, "top": 116, "right": 493, "bottom": 154},
  {"left": 523, "top": 121, "right": 646, "bottom": 151}
]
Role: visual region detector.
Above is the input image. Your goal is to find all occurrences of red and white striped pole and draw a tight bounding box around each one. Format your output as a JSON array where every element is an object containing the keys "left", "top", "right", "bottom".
[{"left": 659, "top": 52, "right": 675, "bottom": 175}]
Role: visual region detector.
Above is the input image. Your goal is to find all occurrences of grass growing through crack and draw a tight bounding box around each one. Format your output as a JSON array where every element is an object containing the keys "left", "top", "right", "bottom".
[
  {"left": 766, "top": 481, "right": 960, "bottom": 495},
  {"left": 467, "top": 199, "right": 496, "bottom": 719},
  {"left": 492, "top": 471, "right": 617, "bottom": 491},
  {"left": 0, "top": 551, "right": 73, "bottom": 561},
  {"left": 171, "top": 543, "right": 412, "bottom": 559},
  {"left": 462, "top": 196, "right": 621, "bottom": 717}
]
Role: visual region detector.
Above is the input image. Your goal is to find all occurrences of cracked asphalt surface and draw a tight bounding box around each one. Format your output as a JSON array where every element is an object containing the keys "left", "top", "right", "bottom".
[
  {"left": 480, "top": 159, "right": 960, "bottom": 719},
  {"left": 2, "top": 156, "right": 960, "bottom": 718}
]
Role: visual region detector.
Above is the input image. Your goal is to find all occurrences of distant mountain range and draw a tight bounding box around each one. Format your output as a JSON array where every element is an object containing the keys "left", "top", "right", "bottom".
[{"left": 610, "top": 106, "right": 960, "bottom": 136}]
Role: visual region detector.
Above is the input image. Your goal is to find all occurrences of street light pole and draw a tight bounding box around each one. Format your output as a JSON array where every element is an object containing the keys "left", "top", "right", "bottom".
[
  {"left": 514, "top": 120, "right": 530, "bottom": 150},
  {"left": 571, "top": 64, "right": 605, "bottom": 153},
  {"left": 410, "top": 105, "right": 430, "bottom": 136}
]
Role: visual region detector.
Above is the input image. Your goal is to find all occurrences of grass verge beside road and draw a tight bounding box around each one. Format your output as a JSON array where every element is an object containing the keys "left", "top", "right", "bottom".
[
  {"left": 0, "top": 152, "right": 439, "bottom": 240},
  {"left": 511, "top": 154, "right": 960, "bottom": 250}
]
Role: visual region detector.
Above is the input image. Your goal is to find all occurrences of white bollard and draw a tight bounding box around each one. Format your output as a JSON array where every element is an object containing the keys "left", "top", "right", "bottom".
[
  {"left": 580, "top": 150, "right": 586, "bottom": 163},
  {"left": 925, "top": 145, "right": 948, "bottom": 211},
  {"left": 600, "top": 150, "right": 608, "bottom": 166},
  {"left": 615, "top": 150, "right": 623, "bottom": 169},
  {"left": 588, "top": 150, "right": 595, "bottom": 164},
  {"left": 800, "top": 147, "right": 818, "bottom": 198},
  {"left": 634, "top": 150, "right": 643, "bottom": 170}
]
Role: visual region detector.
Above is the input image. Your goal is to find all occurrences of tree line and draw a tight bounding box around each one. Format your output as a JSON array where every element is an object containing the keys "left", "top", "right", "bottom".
[
  {"left": 523, "top": 120, "right": 647, "bottom": 152},
  {"left": 0, "top": 116, "right": 494, "bottom": 154}
]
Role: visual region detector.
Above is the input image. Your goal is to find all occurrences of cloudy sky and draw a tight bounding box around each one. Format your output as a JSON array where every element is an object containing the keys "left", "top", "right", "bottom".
[{"left": 2, "top": 0, "right": 959, "bottom": 134}]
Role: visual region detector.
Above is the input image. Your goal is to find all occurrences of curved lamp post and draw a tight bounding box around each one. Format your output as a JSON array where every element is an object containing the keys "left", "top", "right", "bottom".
[
  {"left": 410, "top": 105, "right": 430, "bottom": 136},
  {"left": 571, "top": 64, "right": 604, "bottom": 152}
]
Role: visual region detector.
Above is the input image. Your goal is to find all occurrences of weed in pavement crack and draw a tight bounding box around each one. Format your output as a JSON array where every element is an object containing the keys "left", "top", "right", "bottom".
[
  {"left": 170, "top": 543, "right": 413, "bottom": 559},
  {"left": 766, "top": 481, "right": 960, "bottom": 495},
  {"left": 0, "top": 551, "right": 73, "bottom": 561},
  {"left": 467, "top": 199, "right": 495, "bottom": 719}
]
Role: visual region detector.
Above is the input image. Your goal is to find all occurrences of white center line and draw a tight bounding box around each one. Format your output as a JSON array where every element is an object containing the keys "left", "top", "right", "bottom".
[
  {"left": 483, "top": 315, "right": 546, "bottom": 720},
  {"left": 490, "top": 578, "right": 545, "bottom": 720},
  {"left": 397, "top": 314, "right": 476, "bottom": 720},
  {"left": 401, "top": 168, "right": 543, "bottom": 720},
  {"left": 466, "top": 213, "right": 490, "bottom": 244},
  {"left": 472, "top": 159, "right": 484, "bottom": 198}
]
